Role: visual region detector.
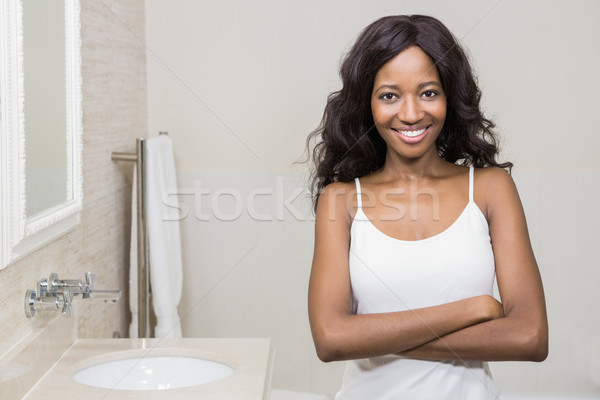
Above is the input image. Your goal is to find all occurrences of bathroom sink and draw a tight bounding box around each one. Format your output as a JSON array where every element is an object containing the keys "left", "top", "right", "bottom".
[
  {"left": 72, "top": 354, "right": 234, "bottom": 390},
  {"left": 23, "top": 338, "right": 271, "bottom": 399}
]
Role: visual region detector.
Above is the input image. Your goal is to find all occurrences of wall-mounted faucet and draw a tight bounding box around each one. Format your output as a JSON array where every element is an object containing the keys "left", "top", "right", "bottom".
[{"left": 25, "top": 272, "right": 121, "bottom": 318}]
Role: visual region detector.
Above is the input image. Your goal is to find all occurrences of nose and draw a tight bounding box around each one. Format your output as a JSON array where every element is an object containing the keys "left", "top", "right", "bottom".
[{"left": 397, "top": 96, "right": 422, "bottom": 124}]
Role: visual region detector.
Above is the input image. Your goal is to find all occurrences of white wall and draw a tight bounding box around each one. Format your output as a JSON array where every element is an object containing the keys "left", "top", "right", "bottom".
[{"left": 146, "top": 0, "right": 600, "bottom": 397}]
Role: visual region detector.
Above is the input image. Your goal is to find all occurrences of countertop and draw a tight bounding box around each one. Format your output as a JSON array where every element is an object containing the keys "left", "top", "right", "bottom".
[{"left": 23, "top": 337, "right": 273, "bottom": 400}]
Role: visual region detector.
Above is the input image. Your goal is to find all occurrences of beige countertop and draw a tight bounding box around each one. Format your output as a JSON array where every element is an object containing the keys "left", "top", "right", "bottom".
[{"left": 23, "top": 337, "right": 273, "bottom": 400}]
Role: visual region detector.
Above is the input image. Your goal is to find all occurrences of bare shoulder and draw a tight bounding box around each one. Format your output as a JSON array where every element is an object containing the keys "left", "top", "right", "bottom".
[
  {"left": 476, "top": 166, "right": 514, "bottom": 188},
  {"left": 316, "top": 181, "right": 357, "bottom": 224},
  {"left": 318, "top": 181, "right": 356, "bottom": 206},
  {"left": 474, "top": 167, "right": 521, "bottom": 220},
  {"left": 320, "top": 180, "right": 355, "bottom": 195}
]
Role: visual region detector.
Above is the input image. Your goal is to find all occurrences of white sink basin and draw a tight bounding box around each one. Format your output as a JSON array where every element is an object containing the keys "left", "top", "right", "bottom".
[
  {"left": 72, "top": 355, "right": 234, "bottom": 390},
  {"left": 21, "top": 338, "right": 271, "bottom": 399}
]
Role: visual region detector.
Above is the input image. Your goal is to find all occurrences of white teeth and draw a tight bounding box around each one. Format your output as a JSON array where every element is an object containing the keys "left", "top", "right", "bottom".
[{"left": 396, "top": 128, "right": 426, "bottom": 138}]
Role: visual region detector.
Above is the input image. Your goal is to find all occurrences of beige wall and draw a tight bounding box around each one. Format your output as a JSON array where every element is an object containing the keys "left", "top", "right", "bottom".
[
  {"left": 146, "top": 0, "right": 600, "bottom": 397},
  {"left": 0, "top": 0, "right": 147, "bottom": 358}
]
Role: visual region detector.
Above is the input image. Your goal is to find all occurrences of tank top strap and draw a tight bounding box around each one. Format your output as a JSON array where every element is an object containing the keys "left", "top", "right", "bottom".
[
  {"left": 469, "top": 166, "right": 474, "bottom": 203},
  {"left": 354, "top": 178, "right": 362, "bottom": 209}
]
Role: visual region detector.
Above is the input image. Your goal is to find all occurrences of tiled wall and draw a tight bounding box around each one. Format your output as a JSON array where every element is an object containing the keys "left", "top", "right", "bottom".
[{"left": 0, "top": 0, "right": 147, "bottom": 358}]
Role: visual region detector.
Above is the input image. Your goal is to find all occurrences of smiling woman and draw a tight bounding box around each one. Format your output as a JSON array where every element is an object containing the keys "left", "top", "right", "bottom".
[{"left": 306, "top": 14, "right": 547, "bottom": 400}]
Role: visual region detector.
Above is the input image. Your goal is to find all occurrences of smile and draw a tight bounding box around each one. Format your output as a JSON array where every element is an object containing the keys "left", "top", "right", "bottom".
[
  {"left": 392, "top": 126, "right": 429, "bottom": 140},
  {"left": 394, "top": 128, "right": 426, "bottom": 138}
]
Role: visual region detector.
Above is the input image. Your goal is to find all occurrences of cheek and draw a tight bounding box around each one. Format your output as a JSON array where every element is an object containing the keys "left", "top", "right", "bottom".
[
  {"left": 426, "top": 101, "right": 447, "bottom": 123},
  {"left": 438, "top": 97, "right": 447, "bottom": 119},
  {"left": 438, "top": 105, "right": 447, "bottom": 121},
  {"left": 371, "top": 101, "right": 393, "bottom": 123}
]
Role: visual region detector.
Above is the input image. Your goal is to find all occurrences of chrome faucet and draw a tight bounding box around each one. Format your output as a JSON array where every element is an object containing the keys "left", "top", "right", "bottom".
[{"left": 25, "top": 272, "right": 121, "bottom": 318}]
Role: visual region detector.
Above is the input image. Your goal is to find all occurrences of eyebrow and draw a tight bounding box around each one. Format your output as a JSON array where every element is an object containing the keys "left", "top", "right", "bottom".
[{"left": 374, "top": 81, "right": 442, "bottom": 92}]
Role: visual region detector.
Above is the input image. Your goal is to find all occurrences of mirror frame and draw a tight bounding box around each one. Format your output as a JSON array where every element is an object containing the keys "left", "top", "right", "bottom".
[{"left": 0, "top": 0, "right": 82, "bottom": 269}]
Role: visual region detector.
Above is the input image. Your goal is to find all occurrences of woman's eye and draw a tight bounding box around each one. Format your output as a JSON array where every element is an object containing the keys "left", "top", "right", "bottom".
[
  {"left": 422, "top": 90, "right": 438, "bottom": 98},
  {"left": 380, "top": 93, "right": 396, "bottom": 101}
]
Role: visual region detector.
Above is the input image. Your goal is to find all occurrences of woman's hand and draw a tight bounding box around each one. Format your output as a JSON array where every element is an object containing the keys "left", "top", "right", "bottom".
[{"left": 398, "top": 168, "right": 548, "bottom": 362}]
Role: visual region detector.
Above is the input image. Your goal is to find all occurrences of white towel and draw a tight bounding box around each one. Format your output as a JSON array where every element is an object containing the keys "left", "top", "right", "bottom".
[{"left": 129, "top": 135, "right": 183, "bottom": 338}]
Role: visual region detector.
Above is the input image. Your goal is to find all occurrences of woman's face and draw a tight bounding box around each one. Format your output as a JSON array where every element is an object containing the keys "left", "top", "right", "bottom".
[{"left": 371, "top": 46, "right": 447, "bottom": 163}]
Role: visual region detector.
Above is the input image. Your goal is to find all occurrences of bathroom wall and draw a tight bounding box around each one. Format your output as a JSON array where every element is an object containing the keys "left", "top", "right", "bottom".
[
  {"left": 0, "top": 0, "right": 147, "bottom": 358},
  {"left": 145, "top": 0, "right": 600, "bottom": 397}
]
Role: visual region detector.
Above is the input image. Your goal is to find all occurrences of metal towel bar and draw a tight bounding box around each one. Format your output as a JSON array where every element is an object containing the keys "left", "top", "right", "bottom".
[{"left": 111, "top": 132, "right": 168, "bottom": 338}]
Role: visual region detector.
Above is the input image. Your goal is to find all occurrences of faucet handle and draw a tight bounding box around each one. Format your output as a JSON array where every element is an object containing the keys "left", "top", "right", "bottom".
[
  {"left": 85, "top": 272, "right": 95, "bottom": 287},
  {"left": 48, "top": 272, "right": 60, "bottom": 293},
  {"left": 60, "top": 290, "right": 73, "bottom": 318},
  {"left": 81, "top": 272, "right": 96, "bottom": 299},
  {"left": 48, "top": 272, "right": 94, "bottom": 295},
  {"left": 25, "top": 289, "right": 37, "bottom": 318},
  {"left": 37, "top": 278, "right": 48, "bottom": 296},
  {"left": 24, "top": 289, "right": 62, "bottom": 318}
]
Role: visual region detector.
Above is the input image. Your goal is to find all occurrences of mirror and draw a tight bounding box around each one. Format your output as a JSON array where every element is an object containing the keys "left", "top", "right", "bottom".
[
  {"left": 0, "top": 0, "right": 82, "bottom": 268},
  {"left": 24, "top": 0, "right": 69, "bottom": 216}
]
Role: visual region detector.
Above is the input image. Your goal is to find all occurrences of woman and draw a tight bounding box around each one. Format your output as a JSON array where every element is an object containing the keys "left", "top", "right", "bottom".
[{"left": 307, "top": 15, "right": 548, "bottom": 399}]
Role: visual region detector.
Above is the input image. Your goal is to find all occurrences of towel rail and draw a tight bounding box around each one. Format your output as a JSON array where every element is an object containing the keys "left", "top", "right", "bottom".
[{"left": 111, "top": 138, "right": 150, "bottom": 338}]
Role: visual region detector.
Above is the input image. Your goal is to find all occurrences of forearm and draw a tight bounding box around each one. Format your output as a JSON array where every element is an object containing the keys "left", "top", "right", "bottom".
[
  {"left": 310, "top": 295, "right": 500, "bottom": 362},
  {"left": 399, "top": 314, "right": 548, "bottom": 362}
]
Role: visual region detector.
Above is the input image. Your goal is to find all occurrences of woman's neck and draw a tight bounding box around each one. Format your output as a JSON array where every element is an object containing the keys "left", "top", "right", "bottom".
[{"left": 378, "top": 150, "right": 448, "bottom": 181}]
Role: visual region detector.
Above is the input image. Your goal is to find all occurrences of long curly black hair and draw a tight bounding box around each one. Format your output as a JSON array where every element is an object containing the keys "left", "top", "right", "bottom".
[{"left": 306, "top": 15, "right": 512, "bottom": 210}]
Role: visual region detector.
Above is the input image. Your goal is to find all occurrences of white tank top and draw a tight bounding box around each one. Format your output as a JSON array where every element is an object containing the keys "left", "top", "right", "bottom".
[{"left": 336, "top": 167, "right": 502, "bottom": 400}]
